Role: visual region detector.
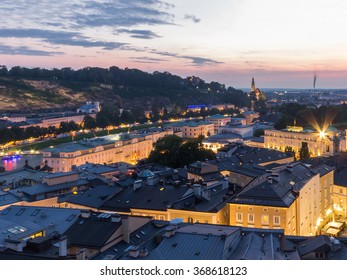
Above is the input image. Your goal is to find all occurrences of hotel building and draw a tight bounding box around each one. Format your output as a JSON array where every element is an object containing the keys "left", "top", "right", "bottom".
[{"left": 264, "top": 126, "right": 340, "bottom": 157}]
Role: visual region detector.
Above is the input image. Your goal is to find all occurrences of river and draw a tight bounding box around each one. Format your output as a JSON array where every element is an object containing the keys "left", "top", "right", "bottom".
[{"left": 0, "top": 154, "right": 43, "bottom": 172}]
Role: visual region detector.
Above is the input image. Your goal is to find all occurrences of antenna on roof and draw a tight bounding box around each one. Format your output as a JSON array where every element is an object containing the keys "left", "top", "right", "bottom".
[{"left": 313, "top": 72, "right": 317, "bottom": 90}]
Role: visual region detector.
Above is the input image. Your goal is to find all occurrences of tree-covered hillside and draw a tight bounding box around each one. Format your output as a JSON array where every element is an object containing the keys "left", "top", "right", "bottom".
[{"left": 0, "top": 65, "right": 250, "bottom": 112}]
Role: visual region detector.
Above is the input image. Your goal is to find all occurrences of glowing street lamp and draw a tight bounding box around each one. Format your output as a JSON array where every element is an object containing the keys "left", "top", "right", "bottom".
[{"left": 319, "top": 131, "right": 326, "bottom": 138}]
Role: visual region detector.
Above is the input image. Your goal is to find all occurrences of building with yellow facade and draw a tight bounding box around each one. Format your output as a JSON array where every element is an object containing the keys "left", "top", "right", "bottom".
[
  {"left": 264, "top": 126, "right": 341, "bottom": 157},
  {"left": 228, "top": 163, "right": 334, "bottom": 236}
]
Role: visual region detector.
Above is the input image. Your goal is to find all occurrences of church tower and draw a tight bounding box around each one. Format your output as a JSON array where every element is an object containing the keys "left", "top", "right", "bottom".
[{"left": 251, "top": 77, "right": 255, "bottom": 92}]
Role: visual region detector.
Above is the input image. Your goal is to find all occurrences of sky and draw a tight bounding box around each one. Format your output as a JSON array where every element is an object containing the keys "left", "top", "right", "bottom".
[{"left": 1, "top": 0, "right": 347, "bottom": 88}]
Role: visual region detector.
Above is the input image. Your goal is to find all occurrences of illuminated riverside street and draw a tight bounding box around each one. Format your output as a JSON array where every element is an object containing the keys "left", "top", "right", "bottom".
[{"left": 0, "top": 154, "right": 43, "bottom": 171}]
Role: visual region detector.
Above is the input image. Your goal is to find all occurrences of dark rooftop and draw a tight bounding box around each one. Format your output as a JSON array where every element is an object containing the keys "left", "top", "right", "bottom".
[
  {"left": 334, "top": 166, "right": 347, "bottom": 187},
  {"left": 101, "top": 183, "right": 189, "bottom": 212},
  {"left": 64, "top": 213, "right": 122, "bottom": 249},
  {"left": 231, "top": 163, "right": 316, "bottom": 207},
  {"left": 66, "top": 185, "right": 124, "bottom": 209}
]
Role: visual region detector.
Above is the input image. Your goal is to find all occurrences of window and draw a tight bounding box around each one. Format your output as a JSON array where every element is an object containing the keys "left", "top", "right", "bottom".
[
  {"left": 1, "top": 208, "right": 11, "bottom": 215},
  {"left": 248, "top": 214, "right": 254, "bottom": 223},
  {"left": 66, "top": 214, "right": 77, "bottom": 222},
  {"left": 263, "top": 208, "right": 268, "bottom": 212},
  {"left": 15, "top": 209, "right": 25, "bottom": 216},
  {"left": 31, "top": 209, "right": 40, "bottom": 216},
  {"left": 236, "top": 213, "right": 243, "bottom": 222},
  {"left": 262, "top": 215, "right": 269, "bottom": 225},
  {"left": 274, "top": 216, "right": 280, "bottom": 225},
  {"left": 340, "top": 188, "right": 344, "bottom": 194}
]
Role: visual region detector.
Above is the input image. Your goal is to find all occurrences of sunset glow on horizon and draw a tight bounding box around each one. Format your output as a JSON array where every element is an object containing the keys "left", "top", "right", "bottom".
[{"left": 1, "top": 0, "right": 347, "bottom": 88}]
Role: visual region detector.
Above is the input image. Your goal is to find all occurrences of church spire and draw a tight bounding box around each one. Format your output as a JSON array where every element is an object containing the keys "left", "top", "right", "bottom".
[{"left": 251, "top": 77, "right": 255, "bottom": 92}]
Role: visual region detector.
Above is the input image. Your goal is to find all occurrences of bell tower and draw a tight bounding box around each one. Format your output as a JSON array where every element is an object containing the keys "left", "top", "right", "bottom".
[{"left": 251, "top": 77, "right": 255, "bottom": 92}]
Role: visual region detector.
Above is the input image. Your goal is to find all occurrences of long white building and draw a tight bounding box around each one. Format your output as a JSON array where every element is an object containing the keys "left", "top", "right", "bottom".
[{"left": 42, "top": 129, "right": 173, "bottom": 172}]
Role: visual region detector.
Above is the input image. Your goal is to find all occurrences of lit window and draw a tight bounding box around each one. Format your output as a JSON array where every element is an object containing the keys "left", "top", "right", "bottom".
[{"left": 262, "top": 215, "right": 269, "bottom": 225}]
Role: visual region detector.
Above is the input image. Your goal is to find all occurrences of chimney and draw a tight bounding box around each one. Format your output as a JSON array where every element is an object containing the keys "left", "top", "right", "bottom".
[
  {"left": 222, "top": 177, "right": 229, "bottom": 190},
  {"left": 122, "top": 216, "right": 130, "bottom": 243},
  {"left": 193, "top": 184, "right": 202, "bottom": 197},
  {"left": 76, "top": 248, "right": 87, "bottom": 260},
  {"left": 286, "top": 164, "right": 294, "bottom": 173},
  {"left": 133, "top": 179, "right": 142, "bottom": 191},
  {"left": 164, "top": 226, "right": 176, "bottom": 238},
  {"left": 330, "top": 237, "right": 341, "bottom": 252},
  {"left": 5, "top": 239, "right": 25, "bottom": 252},
  {"left": 81, "top": 210, "right": 91, "bottom": 219},
  {"left": 267, "top": 176, "right": 273, "bottom": 184},
  {"left": 173, "top": 180, "right": 181, "bottom": 187},
  {"left": 128, "top": 246, "right": 140, "bottom": 258},
  {"left": 201, "top": 189, "right": 211, "bottom": 201},
  {"left": 139, "top": 247, "right": 149, "bottom": 257},
  {"left": 271, "top": 174, "right": 280, "bottom": 183},
  {"left": 172, "top": 169, "right": 179, "bottom": 180},
  {"left": 59, "top": 236, "right": 68, "bottom": 258},
  {"left": 111, "top": 214, "right": 121, "bottom": 223},
  {"left": 146, "top": 176, "right": 154, "bottom": 186}
]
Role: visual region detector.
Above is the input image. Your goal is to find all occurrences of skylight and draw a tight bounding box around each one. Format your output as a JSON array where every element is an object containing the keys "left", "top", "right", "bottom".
[{"left": 7, "top": 225, "right": 28, "bottom": 235}]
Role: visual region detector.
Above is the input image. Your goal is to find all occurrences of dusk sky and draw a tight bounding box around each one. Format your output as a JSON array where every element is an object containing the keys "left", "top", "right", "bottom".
[{"left": 1, "top": 0, "right": 347, "bottom": 88}]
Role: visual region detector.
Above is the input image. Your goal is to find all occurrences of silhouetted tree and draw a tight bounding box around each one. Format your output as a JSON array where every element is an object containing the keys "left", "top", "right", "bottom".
[{"left": 299, "top": 142, "right": 310, "bottom": 160}]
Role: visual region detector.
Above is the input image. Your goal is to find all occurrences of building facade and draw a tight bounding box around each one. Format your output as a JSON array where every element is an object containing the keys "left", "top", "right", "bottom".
[
  {"left": 206, "top": 115, "right": 231, "bottom": 134},
  {"left": 264, "top": 126, "right": 340, "bottom": 157},
  {"left": 218, "top": 124, "right": 254, "bottom": 138},
  {"left": 228, "top": 163, "right": 334, "bottom": 236},
  {"left": 42, "top": 129, "right": 173, "bottom": 172},
  {"left": 167, "top": 121, "right": 215, "bottom": 138}
]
